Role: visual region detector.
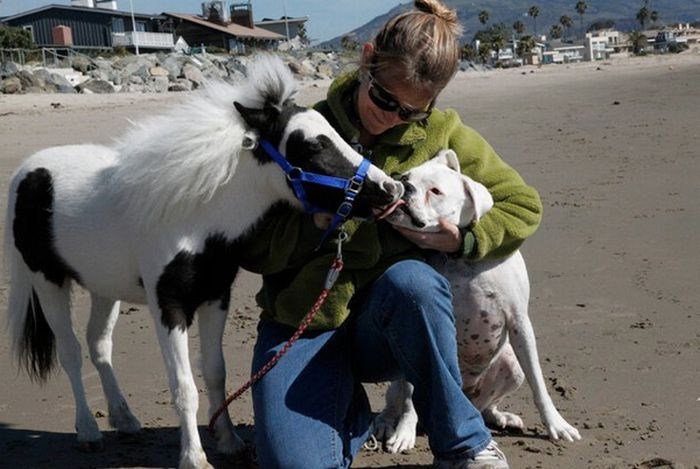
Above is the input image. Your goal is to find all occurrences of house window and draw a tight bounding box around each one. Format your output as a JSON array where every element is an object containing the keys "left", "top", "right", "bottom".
[
  {"left": 135, "top": 21, "right": 147, "bottom": 32},
  {"left": 112, "top": 17, "right": 125, "bottom": 33},
  {"left": 22, "top": 25, "right": 35, "bottom": 42}
]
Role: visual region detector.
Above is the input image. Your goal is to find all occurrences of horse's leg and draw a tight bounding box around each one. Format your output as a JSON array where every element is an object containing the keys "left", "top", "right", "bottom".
[
  {"left": 143, "top": 285, "right": 211, "bottom": 469},
  {"left": 198, "top": 300, "right": 245, "bottom": 454},
  {"left": 33, "top": 280, "right": 104, "bottom": 450},
  {"left": 86, "top": 294, "right": 141, "bottom": 434}
]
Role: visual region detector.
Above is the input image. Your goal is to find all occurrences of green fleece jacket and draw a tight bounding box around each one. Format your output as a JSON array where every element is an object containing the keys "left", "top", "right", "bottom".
[{"left": 238, "top": 70, "right": 542, "bottom": 330}]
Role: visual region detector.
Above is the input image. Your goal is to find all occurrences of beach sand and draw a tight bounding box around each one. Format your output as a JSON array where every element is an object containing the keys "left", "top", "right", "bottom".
[{"left": 1, "top": 51, "right": 698, "bottom": 468}]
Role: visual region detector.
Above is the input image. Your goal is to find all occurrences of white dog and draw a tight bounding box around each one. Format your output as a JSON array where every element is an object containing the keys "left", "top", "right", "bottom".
[{"left": 375, "top": 149, "right": 581, "bottom": 453}]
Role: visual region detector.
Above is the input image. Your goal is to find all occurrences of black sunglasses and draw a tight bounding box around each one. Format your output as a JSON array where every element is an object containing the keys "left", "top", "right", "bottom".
[{"left": 366, "top": 71, "right": 433, "bottom": 122}]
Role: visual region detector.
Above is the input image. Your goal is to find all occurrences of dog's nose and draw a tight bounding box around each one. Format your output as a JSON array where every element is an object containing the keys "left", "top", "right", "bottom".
[
  {"left": 401, "top": 179, "right": 416, "bottom": 198},
  {"left": 413, "top": 219, "right": 426, "bottom": 229}
]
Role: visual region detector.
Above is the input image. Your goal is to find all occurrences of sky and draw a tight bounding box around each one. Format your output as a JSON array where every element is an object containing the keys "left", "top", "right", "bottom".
[{"left": 0, "top": 0, "right": 403, "bottom": 43}]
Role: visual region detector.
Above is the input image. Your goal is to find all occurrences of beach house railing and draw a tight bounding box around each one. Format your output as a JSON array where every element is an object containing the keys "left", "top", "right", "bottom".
[{"left": 112, "top": 31, "right": 175, "bottom": 49}]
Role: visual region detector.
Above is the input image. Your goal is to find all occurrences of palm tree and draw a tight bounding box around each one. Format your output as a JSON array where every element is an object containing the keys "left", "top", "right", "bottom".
[
  {"left": 550, "top": 24, "right": 563, "bottom": 39},
  {"left": 528, "top": 5, "right": 540, "bottom": 37},
  {"left": 636, "top": 6, "right": 650, "bottom": 30},
  {"left": 478, "top": 10, "right": 490, "bottom": 26},
  {"left": 650, "top": 9, "right": 659, "bottom": 26},
  {"left": 461, "top": 43, "right": 477, "bottom": 61},
  {"left": 512, "top": 20, "right": 525, "bottom": 37},
  {"left": 560, "top": 15, "right": 573, "bottom": 38},
  {"left": 628, "top": 30, "right": 648, "bottom": 54},
  {"left": 517, "top": 35, "right": 536, "bottom": 58},
  {"left": 477, "top": 43, "right": 492, "bottom": 64},
  {"left": 575, "top": 1, "right": 588, "bottom": 38}
]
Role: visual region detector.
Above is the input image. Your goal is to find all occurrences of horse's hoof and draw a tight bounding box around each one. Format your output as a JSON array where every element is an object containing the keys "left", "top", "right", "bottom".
[{"left": 77, "top": 439, "right": 105, "bottom": 452}]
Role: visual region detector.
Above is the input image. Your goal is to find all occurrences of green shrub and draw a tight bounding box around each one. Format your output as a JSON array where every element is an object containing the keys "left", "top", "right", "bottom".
[{"left": 0, "top": 26, "right": 33, "bottom": 48}]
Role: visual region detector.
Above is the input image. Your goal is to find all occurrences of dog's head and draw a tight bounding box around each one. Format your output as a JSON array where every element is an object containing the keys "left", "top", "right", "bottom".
[{"left": 386, "top": 149, "right": 494, "bottom": 232}]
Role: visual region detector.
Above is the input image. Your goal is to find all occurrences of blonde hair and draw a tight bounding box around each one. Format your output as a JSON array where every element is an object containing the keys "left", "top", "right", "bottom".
[{"left": 372, "top": 0, "right": 462, "bottom": 91}]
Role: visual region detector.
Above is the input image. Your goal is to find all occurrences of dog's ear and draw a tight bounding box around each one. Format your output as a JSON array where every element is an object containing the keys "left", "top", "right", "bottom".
[
  {"left": 432, "top": 149, "right": 461, "bottom": 172},
  {"left": 234, "top": 101, "right": 279, "bottom": 131},
  {"left": 462, "top": 175, "right": 493, "bottom": 224}
]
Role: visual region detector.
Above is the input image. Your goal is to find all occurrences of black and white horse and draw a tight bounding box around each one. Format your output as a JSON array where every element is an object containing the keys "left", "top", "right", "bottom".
[{"left": 4, "top": 55, "right": 403, "bottom": 469}]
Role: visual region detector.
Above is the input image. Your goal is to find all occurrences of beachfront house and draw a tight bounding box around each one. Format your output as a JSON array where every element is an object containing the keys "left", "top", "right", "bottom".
[
  {"left": 256, "top": 15, "right": 309, "bottom": 42},
  {"left": 162, "top": 2, "right": 284, "bottom": 54},
  {"left": 584, "top": 30, "right": 623, "bottom": 61},
  {"left": 542, "top": 41, "right": 585, "bottom": 64},
  {"left": 1, "top": 1, "right": 174, "bottom": 51}
]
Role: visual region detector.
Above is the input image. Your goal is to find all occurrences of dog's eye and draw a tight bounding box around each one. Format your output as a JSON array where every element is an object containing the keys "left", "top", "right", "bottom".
[{"left": 429, "top": 187, "right": 443, "bottom": 196}]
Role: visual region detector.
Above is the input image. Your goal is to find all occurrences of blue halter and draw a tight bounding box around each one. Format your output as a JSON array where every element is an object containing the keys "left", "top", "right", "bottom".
[{"left": 259, "top": 139, "right": 371, "bottom": 247}]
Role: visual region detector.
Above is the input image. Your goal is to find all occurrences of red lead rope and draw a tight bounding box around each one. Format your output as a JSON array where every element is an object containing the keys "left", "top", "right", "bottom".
[{"left": 208, "top": 244, "right": 346, "bottom": 436}]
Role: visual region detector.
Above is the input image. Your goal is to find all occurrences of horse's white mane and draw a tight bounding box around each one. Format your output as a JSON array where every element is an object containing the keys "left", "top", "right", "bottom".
[{"left": 110, "top": 54, "right": 299, "bottom": 226}]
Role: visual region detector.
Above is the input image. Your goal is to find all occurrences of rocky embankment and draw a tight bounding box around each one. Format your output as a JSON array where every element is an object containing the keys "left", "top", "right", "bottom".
[
  {"left": 0, "top": 51, "right": 359, "bottom": 94},
  {"left": 0, "top": 50, "right": 485, "bottom": 94}
]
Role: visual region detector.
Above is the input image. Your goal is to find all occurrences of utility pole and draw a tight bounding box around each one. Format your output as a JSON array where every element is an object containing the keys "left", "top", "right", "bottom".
[
  {"left": 129, "top": 0, "right": 140, "bottom": 55},
  {"left": 282, "top": 0, "right": 290, "bottom": 44}
]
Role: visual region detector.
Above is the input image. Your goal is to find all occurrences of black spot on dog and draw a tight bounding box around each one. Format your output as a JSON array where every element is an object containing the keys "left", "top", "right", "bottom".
[
  {"left": 490, "top": 323, "right": 502, "bottom": 331},
  {"left": 13, "top": 168, "right": 80, "bottom": 286},
  {"left": 480, "top": 310, "right": 489, "bottom": 317},
  {"left": 156, "top": 233, "right": 242, "bottom": 331},
  {"left": 470, "top": 334, "right": 480, "bottom": 340}
]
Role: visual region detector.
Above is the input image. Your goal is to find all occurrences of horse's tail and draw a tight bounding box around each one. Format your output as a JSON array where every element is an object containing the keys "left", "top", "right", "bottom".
[{"left": 4, "top": 172, "right": 57, "bottom": 382}]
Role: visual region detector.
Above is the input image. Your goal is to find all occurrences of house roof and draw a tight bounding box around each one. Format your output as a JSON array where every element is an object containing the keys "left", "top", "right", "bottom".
[
  {"left": 257, "top": 16, "right": 309, "bottom": 26},
  {"left": 164, "top": 12, "right": 284, "bottom": 40},
  {"left": 1, "top": 4, "right": 163, "bottom": 22}
]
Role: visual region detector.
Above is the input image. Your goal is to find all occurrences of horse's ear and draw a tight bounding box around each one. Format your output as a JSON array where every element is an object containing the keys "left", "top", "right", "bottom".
[
  {"left": 234, "top": 101, "right": 278, "bottom": 131},
  {"left": 241, "top": 130, "right": 258, "bottom": 150}
]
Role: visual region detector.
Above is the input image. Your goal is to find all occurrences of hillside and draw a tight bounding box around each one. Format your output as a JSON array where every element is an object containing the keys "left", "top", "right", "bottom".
[{"left": 320, "top": 0, "right": 700, "bottom": 48}]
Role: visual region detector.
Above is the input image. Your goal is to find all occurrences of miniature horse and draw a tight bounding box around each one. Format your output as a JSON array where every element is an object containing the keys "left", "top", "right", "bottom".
[{"left": 4, "top": 55, "right": 403, "bottom": 469}]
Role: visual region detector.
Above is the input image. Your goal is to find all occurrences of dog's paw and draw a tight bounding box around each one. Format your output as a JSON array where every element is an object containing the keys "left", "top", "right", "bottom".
[
  {"left": 483, "top": 407, "right": 524, "bottom": 431},
  {"left": 385, "top": 415, "right": 417, "bottom": 454},
  {"left": 372, "top": 412, "right": 397, "bottom": 442},
  {"left": 544, "top": 413, "right": 581, "bottom": 442}
]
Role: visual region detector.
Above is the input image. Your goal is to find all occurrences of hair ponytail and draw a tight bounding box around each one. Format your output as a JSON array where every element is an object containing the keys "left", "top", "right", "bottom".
[{"left": 372, "top": 0, "right": 462, "bottom": 90}]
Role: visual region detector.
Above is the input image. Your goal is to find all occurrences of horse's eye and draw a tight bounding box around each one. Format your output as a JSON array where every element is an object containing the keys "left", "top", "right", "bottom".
[{"left": 429, "top": 187, "right": 443, "bottom": 196}]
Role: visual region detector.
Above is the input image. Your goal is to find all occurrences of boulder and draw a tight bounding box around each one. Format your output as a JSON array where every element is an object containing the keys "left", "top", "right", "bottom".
[
  {"left": 149, "top": 75, "right": 170, "bottom": 93},
  {"left": 316, "top": 62, "right": 337, "bottom": 79},
  {"left": 0, "top": 61, "right": 19, "bottom": 79},
  {"left": 33, "top": 69, "right": 76, "bottom": 93},
  {"left": 168, "top": 78, "right": 193, "bottom": 92},
  {"left": 149, "top": 66, "right": 170, "bottom": 77},
  {"left": 159, "top": 55, "right": 186, "bottom": 79},
  {"left": 182, "top": 63, "right": 205, "bottom": 88},
  {"left": 70, "top": 55, "right": 94, "bottom": 73},
  {"left": 16, "top": 70, "right": 47, "bottom": 92},
  {"left": 78, "top": 79, "right": 115, "bottom": 94},
  {"left": 1, "top": 76, "right": 22, "bottom": 94}
]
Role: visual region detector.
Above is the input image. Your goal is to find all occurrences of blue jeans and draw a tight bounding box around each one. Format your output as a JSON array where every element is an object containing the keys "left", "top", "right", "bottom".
[{"left": 251, "top": 260, "right": 491, "bottom": 468}]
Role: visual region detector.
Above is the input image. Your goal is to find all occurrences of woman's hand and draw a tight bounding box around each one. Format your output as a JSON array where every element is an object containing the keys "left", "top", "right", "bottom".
[
  {"left": 313, "top": 213, "right": 334, "bottom": 229},
  {"left": 393, "top": 218, "right": 462, "bottom": 253}
]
